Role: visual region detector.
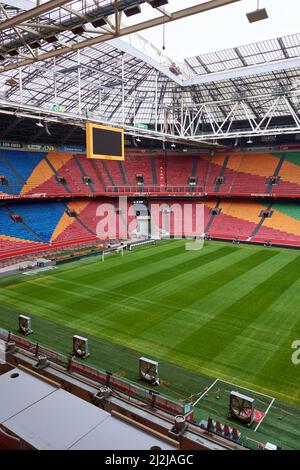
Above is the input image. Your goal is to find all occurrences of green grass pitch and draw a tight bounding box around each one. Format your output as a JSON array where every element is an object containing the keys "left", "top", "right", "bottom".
[{"left": 1, "top": 240, "right": 300, "bottom": 449}]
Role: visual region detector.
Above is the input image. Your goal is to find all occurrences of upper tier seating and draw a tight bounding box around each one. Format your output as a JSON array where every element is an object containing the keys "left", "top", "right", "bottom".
[{"left": 1, "top": 149, "right": 300, "bottom": 197}]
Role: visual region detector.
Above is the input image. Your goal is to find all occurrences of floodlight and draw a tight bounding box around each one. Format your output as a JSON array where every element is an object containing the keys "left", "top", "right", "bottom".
[
  {"left": 71, "top": 25, "right": 85, "bottom": 35},
  {"left": 149, "top": 0, "right": 168, "bottom": 7},
  {"left": 124, "top": 5, "right": 141, "bottom": 17},
  {"left": 30, "top": 41, "right": 41, "bottom": 49},
  {"left": 44, "top": 35, "right": 58, "bottom": 43},
  {"left": 73, "top": 335, "right": 90, "bottom": 359},
  {"left": 8, "top": 50, "right": 18, "bottom": 57},
  {"left": 18, "top": 315, "right": 33, "bottom": 335},
  {"left": 247, "top": 1, "right": 268, "bottom": 23},
  {"left": 91, "top": 17, "right": 107, "bottom": 28}
]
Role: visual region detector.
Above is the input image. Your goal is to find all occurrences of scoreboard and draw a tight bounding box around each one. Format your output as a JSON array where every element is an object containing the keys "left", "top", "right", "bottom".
[{"left": 86, "top": 122, "right": 124, "bottom": 160}]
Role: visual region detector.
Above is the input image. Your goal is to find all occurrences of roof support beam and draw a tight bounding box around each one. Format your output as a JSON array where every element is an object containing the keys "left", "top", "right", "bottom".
[
  {"left": 0, "top": 0, "right": 243, "bottom": 73},
  {"left": 0, "top": 0, "right": 71, "bottom": 33},
  {"left": 184, "top": 56, "right": 300, "bottom": 86},
  {"left": 0, "top": 0, "right": 34, "bottom": 10}
]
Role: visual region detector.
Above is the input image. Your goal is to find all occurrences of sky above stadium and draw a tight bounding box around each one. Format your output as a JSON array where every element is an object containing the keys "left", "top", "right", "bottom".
[{"left": 124, "top": 0, "right": 300, "bottom": 61}]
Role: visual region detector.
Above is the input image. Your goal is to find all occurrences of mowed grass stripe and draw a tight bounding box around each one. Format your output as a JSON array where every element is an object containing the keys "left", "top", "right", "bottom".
[
  {"left": 38, "top": 246, "right": 238, "bottom": 329},
  {"left": 0, "top": 240, "right": 186, "bottom": 289},
  {"left": 135, "top": 250, "right": 291, "bottom": 348},
  {"left": 118, "top": 251, "right": 276, "bottom": 354},
  {"left": 105, "top": 249, "right": 278, "bottom": 342},
  {"left": 216, "top": 265, "right": 300, "bottom": 395},
  {"left": 0, "top": 244, "right": 233, "bottom": 329},
  {"left": 36, "top": 244, "right": 246, "bottom": 323},
  {"left": 54, "top": 240, "right": 192, "bottom": 282},
  {"left": 53, "top": 244, "right": 252, "bottom": 320},
  {"left": 175, "top": 254, "right": 300, "bottom": 371}
]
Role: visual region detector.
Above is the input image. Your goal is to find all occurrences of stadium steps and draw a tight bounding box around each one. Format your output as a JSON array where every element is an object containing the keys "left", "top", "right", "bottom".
[
  {"left": 0, "top": 155, "right": 22, "bottom": 194},
  {"left": 151, "top": 157, "right": 158, "bottom": 184},
  {"left": 4, "top": 206, "right": 48, "bottom": 243},
  {"left": 249, "top": 202, "right": 273, "bottom": 239},
  {"left": 101, "top": 160, "right": 116, "bottom": 191},
  {"left": 189, "top": 157, "right": 198, "bottom": 193},
  {"left": 44, "top": 155, "right": 72, "bottom": 194},
  {"left": 214, "top": 156, "right": 229, "bottom": 192},
  {"left": 267, "top": 154, "right": 285, "bottom": 193},
  {"left": 205, "top": 200, "right": 221, "bottom": 233},
  {"left": 61, "top": 200, "right": 95, "bottom": 236},
  {"left": 74, "top": 209, "right": 96, "bottom": 236},
  {"left": 74, "top": 156, "right": 95, "bottom": 193},
  {"left": 204, "top": 156, "right": 212, "bottom": 190},
  {"left": 90, "top": 159, "right": 106, "bottom": 190},
  {"left": 118, "top": 161, "right": 127, "bottom": 184}
]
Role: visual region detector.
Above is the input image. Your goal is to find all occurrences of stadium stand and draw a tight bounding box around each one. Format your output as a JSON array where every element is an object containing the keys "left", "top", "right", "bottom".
[
  {"left": 1, "top": 149, "right": 300, "bottom": 256},
  {"left": 2, "top": 149, "right": 300, "bottom": 197}
]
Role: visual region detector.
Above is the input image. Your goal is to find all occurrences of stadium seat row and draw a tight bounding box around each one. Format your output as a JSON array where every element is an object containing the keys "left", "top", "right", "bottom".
[
  {"left": 1, "top": 149, "right": 300, "bottom": 197},
  {"left": 1, "top": 199, "right": 300, "bottom": 254}
]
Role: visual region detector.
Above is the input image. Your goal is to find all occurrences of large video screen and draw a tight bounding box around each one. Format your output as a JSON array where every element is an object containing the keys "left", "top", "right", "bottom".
[{"left": 86, "top": 123, "right": 124, "bottom": 160}]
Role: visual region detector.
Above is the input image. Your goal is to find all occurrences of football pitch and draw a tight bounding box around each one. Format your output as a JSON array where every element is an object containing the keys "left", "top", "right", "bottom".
[{"left": 1, "top": 239, "right": 300, "bottom": 449}]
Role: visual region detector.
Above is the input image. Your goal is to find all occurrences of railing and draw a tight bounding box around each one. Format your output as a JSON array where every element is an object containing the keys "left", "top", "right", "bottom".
[
  {"left": 0, "top": 237, "right": 101, "bottom": 260},
  {"left": 105, "top": 185, "right": 206, "bottom": 194},
  {"left": 0, "top": 328, "right": 192, "bottom": 418}
]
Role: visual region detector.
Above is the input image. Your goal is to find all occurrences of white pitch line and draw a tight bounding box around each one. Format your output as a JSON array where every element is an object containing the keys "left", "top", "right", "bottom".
[
  {"left": 254, "top": 398, "right": 275, "bottom": 432},
  {"left": 193, "top": 379, "right": 219, "bottom": 406},
  {"left": 219, "top": 378, "right": 274, "bottom": 401}
]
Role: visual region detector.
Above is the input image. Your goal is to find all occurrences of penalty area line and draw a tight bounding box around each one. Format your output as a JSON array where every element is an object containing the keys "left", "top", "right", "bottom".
[
  {"left": 254, "top": 397, "right": 275, "bottom": 432},
  {"left": 193, "top": 378, "right": 219, "bottom": 406},
  {"left": 218, "top": 378, "right": 274, "bottom": 401}
]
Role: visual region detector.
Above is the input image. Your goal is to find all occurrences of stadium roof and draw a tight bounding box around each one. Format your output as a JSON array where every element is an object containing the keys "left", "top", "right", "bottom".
[
  {"left": 0, "top": 1, "right": 300, "bottom": 142},
  {"left": 185, "top": 33, "right": 300, "bottom": 77}
]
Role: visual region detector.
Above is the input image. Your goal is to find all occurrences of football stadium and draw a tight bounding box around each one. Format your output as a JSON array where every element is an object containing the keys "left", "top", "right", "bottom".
[{"left": 0, "top": 0, "right": 300, "bottom": 453}]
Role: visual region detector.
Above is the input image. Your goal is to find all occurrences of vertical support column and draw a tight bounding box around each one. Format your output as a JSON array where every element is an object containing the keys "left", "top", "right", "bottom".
[
  {"left": 77, "top": 49, "right": 82, "bottom": 115},
  {"left": 18, "top": 67, "right": 23, "bottom": 104},
  {"left": 98, "top": 79, "right": 102, "bottom": 116},
  {"left": 121, "top": 52, "right": 125, "bottom": 125},
  {"left": 133, "top": 96, "right": 136, "bottom": 128},
  {"left": 180, "top": 88, "right": 184, "bottom": 137},
  {"left": 53, "top": 57, "right": 57, "bottom": 104},
  {"left": 155, "top": 71, "right": 158, "bottom": 133}
]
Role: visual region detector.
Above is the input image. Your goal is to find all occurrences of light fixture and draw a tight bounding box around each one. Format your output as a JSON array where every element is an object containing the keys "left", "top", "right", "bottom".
[
  {"left": 30, "top": 41, "right": 41, "bottom": 49},
  {"left": 5, "top": 78, "right": 18, "bottom": 87},
  {"left": 124, "top": 5, "right": 141, "bottom": 17},
  {"left": 136, "top": 137, "right": 141, "bottom": 143},
  {"left": 71, "top": 25, "right": 85, "bottom": 35},
  {"left": 36, "top": 118, "right": 44, "bottom": 128},
  {"left": 8, "top": 50, "right": 18, "bottom": 57},
  {"left": 91, "top": 17, "right": 107, "bottom": 28},
  {"left": 44, "top": 35, "right": 58, "bottom": 44},
  {"left": 247, "top": 137, "right": 253, "bottom": 144},
  {"left": 171, "top": 143, "right": 176, "bottom": 148},
  {"left": 149, "top": 0, "right": 168, "bottom": 7},
  {"left": 246, "top": 1, "right": 268, "bottom": 23}
]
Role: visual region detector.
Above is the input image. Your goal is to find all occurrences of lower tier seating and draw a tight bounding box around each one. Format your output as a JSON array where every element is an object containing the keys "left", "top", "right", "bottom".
[{"left": 1, "top": 199, "right": 300, "bottom": 257}]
